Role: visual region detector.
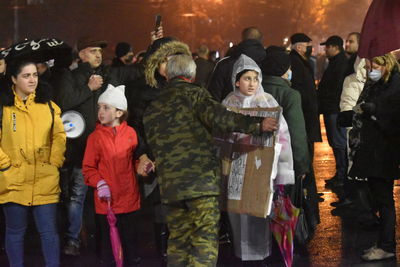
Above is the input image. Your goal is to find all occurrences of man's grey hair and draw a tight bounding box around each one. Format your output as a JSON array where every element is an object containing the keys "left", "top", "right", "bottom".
[{"left": 166, "top": 54, "right": 196, "bottom": 80}]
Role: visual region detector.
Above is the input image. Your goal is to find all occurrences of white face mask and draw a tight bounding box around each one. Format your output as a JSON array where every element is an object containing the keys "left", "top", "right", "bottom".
[
  {"left": 368, "top": 69, "right": 382, "bottom": 81},
  {"left": 286, "top": 70, "right": 292, "bottom": 81}
]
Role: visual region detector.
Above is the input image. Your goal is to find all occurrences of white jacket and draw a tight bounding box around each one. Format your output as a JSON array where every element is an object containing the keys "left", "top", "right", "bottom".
[{"left": 340, "top": 57, "right": 366, "bottom": 111}]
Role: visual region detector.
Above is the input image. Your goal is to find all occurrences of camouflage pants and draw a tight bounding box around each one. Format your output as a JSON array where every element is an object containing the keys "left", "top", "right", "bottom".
[{"left": 165, "top": 196, "right": 220, "bottom": 267}]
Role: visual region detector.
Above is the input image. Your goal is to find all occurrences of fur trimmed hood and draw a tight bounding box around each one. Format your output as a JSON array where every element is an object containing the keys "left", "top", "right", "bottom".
[{"left": 144, "top": 41, "right": 191, "bottom": 88}]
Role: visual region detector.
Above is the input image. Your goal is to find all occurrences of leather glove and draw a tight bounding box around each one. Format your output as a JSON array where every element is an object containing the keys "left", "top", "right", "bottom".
[
  {"left": 97, "top": 179, "right": 111, "bottom": 201},
  {"left": 337, "top": 110, "right": 354, "bottom": 127},
  {"left": 360, "top": 102, "right": 376, "bottom": 115}
]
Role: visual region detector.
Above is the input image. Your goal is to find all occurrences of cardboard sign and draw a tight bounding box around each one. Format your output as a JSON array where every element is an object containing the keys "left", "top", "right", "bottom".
[{"left": 216, "top": 107, "right": 281, "bottom": 218}]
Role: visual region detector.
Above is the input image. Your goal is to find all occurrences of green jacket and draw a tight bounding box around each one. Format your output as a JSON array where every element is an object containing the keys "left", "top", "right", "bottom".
[
  {"left": 263, "top": 75, "right": 310, "bottom": 176},
  {"left": 143, "top": 78, "right": 262, "bottom": 203}
]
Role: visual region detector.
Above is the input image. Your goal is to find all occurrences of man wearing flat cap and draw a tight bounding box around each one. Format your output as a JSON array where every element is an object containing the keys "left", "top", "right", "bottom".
[
  {"left": 289, "top": 33, "right": 321, "bottom": 146},
  {"left": 318, "top": 35, "right": 348, "bottom": 189},
  {"left": 289, "top": 33, "right": 322, "bottom": 232},
  {"left": 56, "top": 36, "right": 142, "bottom": 256}
]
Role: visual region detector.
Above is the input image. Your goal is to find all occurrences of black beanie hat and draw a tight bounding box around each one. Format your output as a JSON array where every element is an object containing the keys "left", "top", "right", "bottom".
[
  {"left": 115, "top": 42, "right": 132, "bottom": 57},
  {"left": 146, "top": 37, "right": 177, "bottom": 58},
  {"left": 265, "top": 45, "right": 286, "bottom": 55},
  {"left": 261, "top": 51, "right": 291, "bottom": 77}
]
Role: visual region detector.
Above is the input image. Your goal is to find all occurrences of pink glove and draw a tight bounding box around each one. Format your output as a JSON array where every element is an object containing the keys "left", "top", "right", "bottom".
[{"left": 97, "top": 179, "right": 111, "bottom": 201}]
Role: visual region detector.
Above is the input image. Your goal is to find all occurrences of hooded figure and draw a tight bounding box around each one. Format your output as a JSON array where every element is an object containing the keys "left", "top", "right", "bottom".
[
  {"left": 123, "top": 38, "right": 191, "bottom": 261},
  {"left": 223, "top": 54, "right": 277, "bottom": 109},
  {"left": 223, "top": 54, "right": 294, "bottom": 262},
  {"left": 208, "top": 39, "right": 267, "bottom": 102}
]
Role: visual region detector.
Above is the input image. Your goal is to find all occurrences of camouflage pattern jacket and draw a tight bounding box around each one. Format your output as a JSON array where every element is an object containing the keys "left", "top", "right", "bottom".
[{"left": 143, "top": 78, "right": 263, "bottom": 203}]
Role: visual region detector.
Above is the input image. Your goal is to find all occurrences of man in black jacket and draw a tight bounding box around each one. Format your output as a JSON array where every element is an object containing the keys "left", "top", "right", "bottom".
[
  {"left": 56, "top": 37, "right": 141, "bottom": 256},
  {"left": 289, "top": 33, "right": 322, "bottom": 231},
  {"left": 289, "top": 33, "right": 322, "bottom": 147},
  {"left": 318, "top": 35, "right": 349, "bottom": 188},
  {"left": 194, "top": 45, "right": 215, "bottom": 87}
]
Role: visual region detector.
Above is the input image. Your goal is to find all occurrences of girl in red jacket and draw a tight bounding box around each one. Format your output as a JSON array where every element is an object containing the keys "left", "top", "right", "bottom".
[{"left": 83, "top": 84, "right": 154, "bottom": 266}]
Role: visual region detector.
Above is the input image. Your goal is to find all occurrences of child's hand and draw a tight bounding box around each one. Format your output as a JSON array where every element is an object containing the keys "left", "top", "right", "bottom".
[
  {"left": 137, "top": 154, "right": 155, "bottom": 177},
  {"left": 97, "top": 179, "right": 111, "bottom": 201}
]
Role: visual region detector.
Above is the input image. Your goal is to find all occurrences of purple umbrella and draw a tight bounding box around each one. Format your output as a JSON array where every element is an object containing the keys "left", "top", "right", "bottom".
[{"left": 107, "top": 201, "right": 124, "bottom": 267}]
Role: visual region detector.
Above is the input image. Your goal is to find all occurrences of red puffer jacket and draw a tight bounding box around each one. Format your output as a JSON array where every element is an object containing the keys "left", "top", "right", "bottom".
[{"left": 83, "top": 121, "right": 140, "bottom": 214}]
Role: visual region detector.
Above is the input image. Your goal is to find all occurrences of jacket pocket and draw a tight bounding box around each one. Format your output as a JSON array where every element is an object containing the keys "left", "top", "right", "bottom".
[
  {"left": 0, "top": 163, "right": 24, "bottom": 193},
  {"left": 35, "top": 146, "right": 51, "bottom": 164},
  {"left": 35, "top": 163, "right": 60, "bottom": 196}
]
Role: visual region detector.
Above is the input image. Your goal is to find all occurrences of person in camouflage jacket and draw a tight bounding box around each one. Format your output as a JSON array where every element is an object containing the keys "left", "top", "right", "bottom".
[{"left": 143, "top": 54, "right": 278, "bottom": 267}]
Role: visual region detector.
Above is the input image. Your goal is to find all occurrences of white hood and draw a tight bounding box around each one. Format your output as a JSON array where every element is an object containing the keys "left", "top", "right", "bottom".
[{"left": 224, "top": 54, "right": 276, "bottom": 108}]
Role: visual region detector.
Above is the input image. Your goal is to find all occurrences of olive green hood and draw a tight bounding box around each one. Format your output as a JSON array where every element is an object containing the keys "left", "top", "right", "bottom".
[{"left": 144, "top": 41, "right": 191, "bottom": 88}]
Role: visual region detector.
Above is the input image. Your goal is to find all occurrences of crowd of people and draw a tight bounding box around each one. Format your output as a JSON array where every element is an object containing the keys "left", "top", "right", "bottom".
[{"left": 0, "top": 24, "right": 399, "bottom": 267}]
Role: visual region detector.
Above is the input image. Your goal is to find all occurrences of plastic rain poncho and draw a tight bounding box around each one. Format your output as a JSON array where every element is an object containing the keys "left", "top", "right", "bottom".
[{"left": 223, "top": 54, "right": 294, "bottom": 261}]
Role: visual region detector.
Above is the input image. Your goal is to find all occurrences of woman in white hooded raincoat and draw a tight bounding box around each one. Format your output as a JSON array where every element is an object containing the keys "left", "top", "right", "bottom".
[{"left": 223, "top": 54, "right": 295, "bottom": 263}]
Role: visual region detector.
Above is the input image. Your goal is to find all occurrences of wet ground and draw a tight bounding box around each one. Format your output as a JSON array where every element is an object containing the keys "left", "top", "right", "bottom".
[{"left": 1, "top": 119, "right": 400, "bottom": 266}]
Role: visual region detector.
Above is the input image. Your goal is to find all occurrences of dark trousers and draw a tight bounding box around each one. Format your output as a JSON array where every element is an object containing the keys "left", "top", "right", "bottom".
[
  {"left": 96, "top": 210, "right": 139, "bottom": 266},
  {"left": 303, "top": 141, "right": 320, "bottom": 229},
  {"left": 323, "top": 114, "right": 348, "bottom": 179},
  {"left": 367, "top": 177, "right": 396, "bottom": 253}
]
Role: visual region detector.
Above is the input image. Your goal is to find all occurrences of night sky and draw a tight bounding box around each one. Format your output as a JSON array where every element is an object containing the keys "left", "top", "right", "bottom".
[{"left": 0, "top": 0, "right": 372, "bottom": 59}]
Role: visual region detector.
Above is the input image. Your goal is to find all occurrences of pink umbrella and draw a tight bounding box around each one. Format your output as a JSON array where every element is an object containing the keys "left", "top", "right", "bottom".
[
  {"left": 107, "top": 201, "right": 124, "bottom": 267},
  {"left": 358, "top": 0, "right": 400, "bottom": 59},
  {"left": 270, "top": 185, "right": 300, "bottom": 267}
]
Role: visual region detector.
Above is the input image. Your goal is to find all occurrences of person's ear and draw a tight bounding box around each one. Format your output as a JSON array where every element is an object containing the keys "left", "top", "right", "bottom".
[
  {"left": 235, "top": 80, "right": 240, "bottom": 88},
  {"left": 78, "top": 50, "right": 85, "bottom": 61},
  {"left": 116, "top": 110, "right": 124, "bottom": 118},
  {"left": 11, "top": 76, "right": 17, "bottom": 85}
]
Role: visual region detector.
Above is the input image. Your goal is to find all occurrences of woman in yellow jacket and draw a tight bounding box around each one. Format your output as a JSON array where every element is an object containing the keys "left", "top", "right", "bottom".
[{"left": 0, "top": 59, "right": 66, "bottom": 267}]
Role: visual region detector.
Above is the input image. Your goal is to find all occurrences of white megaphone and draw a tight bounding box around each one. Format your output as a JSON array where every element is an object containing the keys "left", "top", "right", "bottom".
[{"left": 61, "top": 111, "right": 86, "bottom": 139}]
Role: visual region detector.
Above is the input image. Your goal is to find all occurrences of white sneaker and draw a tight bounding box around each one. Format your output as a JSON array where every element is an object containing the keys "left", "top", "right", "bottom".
[
  {"left": 361, "top": 247, "right": 395, "bottom": 261},
  {"left": 363, "top": 244, "right": 377, "bottom": 254}
]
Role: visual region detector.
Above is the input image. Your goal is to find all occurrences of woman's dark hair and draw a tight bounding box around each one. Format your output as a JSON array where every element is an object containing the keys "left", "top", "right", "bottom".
[
  {"left": 0, "top": 58, "right": 52, "bottom": 106},
  {"left": 7, "top": 59, "right": 35, "bottom": 78}
]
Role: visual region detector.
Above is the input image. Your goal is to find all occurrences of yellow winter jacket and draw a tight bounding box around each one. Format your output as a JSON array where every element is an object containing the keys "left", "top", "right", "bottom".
[{"left": 0, "top": 92, "right": 66, "bottom": 206}]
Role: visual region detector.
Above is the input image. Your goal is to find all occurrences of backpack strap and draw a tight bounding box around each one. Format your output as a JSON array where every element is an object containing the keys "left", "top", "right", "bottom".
[
  {"left": 0, "top": 102, "right": 3, "bottom": 131},
  {"left": 47, "top": 101, "right": 54, "bottom": 126},
  {"left": 47, "top": 101, "right": 55, "bottom": 143}
]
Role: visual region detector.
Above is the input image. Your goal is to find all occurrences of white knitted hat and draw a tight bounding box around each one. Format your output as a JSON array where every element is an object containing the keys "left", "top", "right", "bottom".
[{"left": 98, "top": 84, "right": 127, "bottom": 111}]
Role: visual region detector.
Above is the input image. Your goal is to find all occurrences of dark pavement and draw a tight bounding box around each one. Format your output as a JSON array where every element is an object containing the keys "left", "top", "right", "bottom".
[{"left": 1, "top": 118, "right": 400, "bottom": 267}]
